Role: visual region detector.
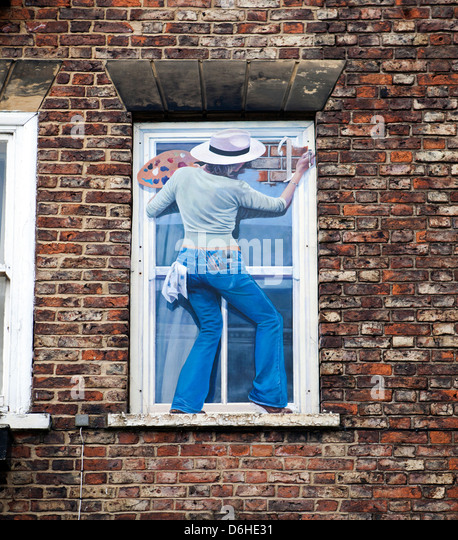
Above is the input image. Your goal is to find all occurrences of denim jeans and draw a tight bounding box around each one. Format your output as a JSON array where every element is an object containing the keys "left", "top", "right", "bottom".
[{"left": 171, "top": 271, "right": 288, "bottom": 413}]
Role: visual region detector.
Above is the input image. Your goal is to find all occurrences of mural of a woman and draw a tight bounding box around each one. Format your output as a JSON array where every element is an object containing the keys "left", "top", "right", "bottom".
[{"left": 146, "top": 129, "right": 313, "bottom": 414}]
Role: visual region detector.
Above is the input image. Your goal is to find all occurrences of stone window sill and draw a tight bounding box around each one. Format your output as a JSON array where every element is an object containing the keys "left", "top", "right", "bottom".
[
  {"left": 107, "top": 412, "right": 340, "bottom": 429},
  {"left": 0, "top": 413, "right": 51, "bottom": 430}
]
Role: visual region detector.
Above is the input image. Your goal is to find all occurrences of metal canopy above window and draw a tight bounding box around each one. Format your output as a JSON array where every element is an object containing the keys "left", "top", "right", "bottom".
[
  {"left": 106, "top": 59, "right": 345, "bottom": 118},
  {"left": 0, "top": 60, "right": 61, "bottom": 112}
]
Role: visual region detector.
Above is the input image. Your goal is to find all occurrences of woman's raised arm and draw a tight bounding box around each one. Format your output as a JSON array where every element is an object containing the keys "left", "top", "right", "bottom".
[{"left": 280, "top": 151, "right": 315, "bottom": 209}]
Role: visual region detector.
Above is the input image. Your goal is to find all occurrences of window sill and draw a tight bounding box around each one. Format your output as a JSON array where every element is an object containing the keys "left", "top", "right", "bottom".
[
  {"left": 107, "top": 412, "right": 340, "bottom": 429},
  {"left": 0, "top": 413, "right": 51, "bottom": 430}
]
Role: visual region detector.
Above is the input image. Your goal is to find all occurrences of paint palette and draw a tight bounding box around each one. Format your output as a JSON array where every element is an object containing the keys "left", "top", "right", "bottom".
[{"left": 137, "top": 150, "right": 199, "bottom": 189}]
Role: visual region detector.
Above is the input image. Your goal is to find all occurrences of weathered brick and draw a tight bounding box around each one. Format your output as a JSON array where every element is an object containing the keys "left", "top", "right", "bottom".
[{"left": 1, "top": 0, "right": 458, "bottom": 522}]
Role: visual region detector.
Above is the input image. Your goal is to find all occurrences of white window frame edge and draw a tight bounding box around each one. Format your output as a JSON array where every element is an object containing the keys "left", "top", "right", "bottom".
[
  {"left": 0, "top": 112, "right": 50, "bottom": 431},
  {"left": 108, "top": 120, "right": 339, "bottom": 429}
]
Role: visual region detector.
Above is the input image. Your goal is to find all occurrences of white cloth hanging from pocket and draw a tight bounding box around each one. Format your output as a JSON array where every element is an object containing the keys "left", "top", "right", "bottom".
[{"left": 161, "top": 261, "right": 188, "bottom": 303}]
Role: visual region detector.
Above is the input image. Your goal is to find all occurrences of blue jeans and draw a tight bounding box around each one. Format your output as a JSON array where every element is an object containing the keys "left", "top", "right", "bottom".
[{"left": 171, "top": 271, "right": 288, "bottom": 413}]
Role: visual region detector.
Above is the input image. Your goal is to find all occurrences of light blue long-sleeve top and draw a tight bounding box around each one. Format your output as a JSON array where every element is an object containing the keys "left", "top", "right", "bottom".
[{"left": 146, "top": 166, "right": 287, "bottom": 248}]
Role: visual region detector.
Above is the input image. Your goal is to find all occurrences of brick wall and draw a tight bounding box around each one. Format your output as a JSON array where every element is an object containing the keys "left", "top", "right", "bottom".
[
  {"left": 1, "top": 0, "right": 457, "bottom": 520},
  {"left": 4, "top": 428, "right": 457, "bottom": 519}
]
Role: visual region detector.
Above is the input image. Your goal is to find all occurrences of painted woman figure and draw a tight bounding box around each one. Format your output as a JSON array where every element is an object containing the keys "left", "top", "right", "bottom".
[{"left": 146, "top": 129, "right": 313, "bottom": 414}]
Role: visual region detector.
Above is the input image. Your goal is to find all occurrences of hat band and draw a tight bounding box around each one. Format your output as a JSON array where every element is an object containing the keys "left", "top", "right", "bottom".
[{"left": 209, "top": 144, "right": 250, "bottom": 157}]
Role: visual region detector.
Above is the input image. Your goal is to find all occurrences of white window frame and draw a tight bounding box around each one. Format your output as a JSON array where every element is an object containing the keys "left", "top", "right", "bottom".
[
  {"left": 0, "top": 112, "right": 49, "bottom": 429},
  {"left": 109, "top": 120, "right": 339, "bottom": 428}
]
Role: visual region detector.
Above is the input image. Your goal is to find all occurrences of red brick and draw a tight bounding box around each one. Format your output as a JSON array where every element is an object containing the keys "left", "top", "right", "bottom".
[
  {"left": 27, "top": 21, "right": 69, "bottom": 33},
  {"left": 2, "top": 0, "right": 458, "bottom": 522},
  {"left": 374, "top": 487, "right": 422, "bottom": 499}
]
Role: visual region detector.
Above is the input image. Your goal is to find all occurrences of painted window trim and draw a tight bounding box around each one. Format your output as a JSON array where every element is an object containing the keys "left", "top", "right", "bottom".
[
  {"left": 120, "top": 120, "right": 338, "bottom": 428},
  {"left": 0, "top": 112, "right": 50, "bottom": 430}
]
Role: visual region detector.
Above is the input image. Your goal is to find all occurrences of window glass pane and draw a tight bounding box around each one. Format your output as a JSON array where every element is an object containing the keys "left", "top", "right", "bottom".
[
  {"left": 154, "top": 142, "right": 196, "bottom": 267},
  {"left": 227, "top": 278, "right": 293, "bottom": 403},
  {"left": 0, "top": 141, "right": 6, "bottom": 265},
  {"left": 236, "top": 166, "right": 293, "bottom": 267},
  {"left": 154, "top": 279, "right": 221, "bottom": 404}
]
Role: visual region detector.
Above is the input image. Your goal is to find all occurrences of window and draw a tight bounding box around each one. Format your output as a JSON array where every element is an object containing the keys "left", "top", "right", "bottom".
[
  {"left": 0, "top": 113, "right": 43, "bottom": 425},
  {"left": 129, "top": 121, "right": 323, "bottom": 422}
]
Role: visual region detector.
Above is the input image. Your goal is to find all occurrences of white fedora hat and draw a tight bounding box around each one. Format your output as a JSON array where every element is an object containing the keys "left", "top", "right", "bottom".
[{"left": 190, "top": 129, "right": 266, "bottom": 165}]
